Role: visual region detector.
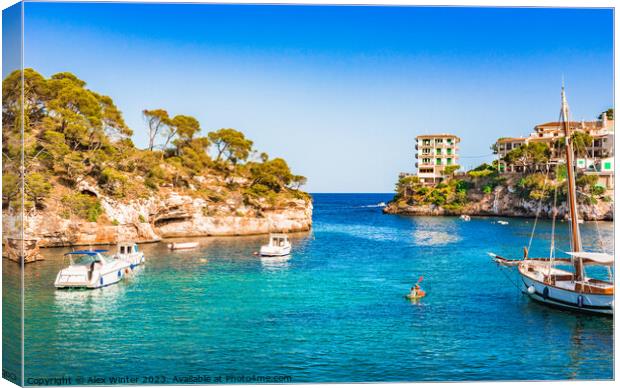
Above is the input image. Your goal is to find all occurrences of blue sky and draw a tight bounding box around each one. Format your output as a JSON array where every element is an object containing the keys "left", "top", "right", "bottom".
[{"left": 16, "top": 2, "right": 614, "bottom": 192}]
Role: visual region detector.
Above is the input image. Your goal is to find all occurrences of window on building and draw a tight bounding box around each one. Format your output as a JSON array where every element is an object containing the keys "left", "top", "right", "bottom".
[
  {"left": 436, "top": 158, "right": 442, "bottom": 165},
  {"left": 447, "top": 139, "right": 452, "bottom": 144},
  {"left": 447, "top": 148, "right": 452, "bottom": 155},
  {"left": 447, "top": 158, "right": 452, "bottom": 165},
  {"left": 436, "top": 139, "right": 443, "bottom": 144}
]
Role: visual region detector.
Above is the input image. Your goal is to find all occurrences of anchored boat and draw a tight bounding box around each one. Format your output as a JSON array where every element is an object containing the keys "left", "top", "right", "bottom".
[
  {"left": 491, "top": 86, "right": 614, "bottom": 315},
  {"left": 168, "top": 242, "right": 199, "bottom": 250},
  {"left": 113, "top": 241, "right": 145, "bottom": 268},
  {"left": 259, "top": 233, "right": 291, "bottom": 257},
  {"left": 54, "top": 250, "right": 131, "bottom": 289}
]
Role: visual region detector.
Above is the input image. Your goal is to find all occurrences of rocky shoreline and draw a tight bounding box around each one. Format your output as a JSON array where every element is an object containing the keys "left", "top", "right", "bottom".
[
  {"left": 4, "top": 189, "right": 312, "bottom": 248},
  {"left": 383, "top": 186, "right": 613, "bottom": 221}
]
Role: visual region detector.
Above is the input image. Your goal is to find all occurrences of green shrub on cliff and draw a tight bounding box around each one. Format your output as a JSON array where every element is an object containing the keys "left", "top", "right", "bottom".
[
  {"left": 2, "top": 173, "right": 20, "bottom": 209},
  {"left": 25, "top": 173, "right": 52, "bottom": 210},
  {"left": 391, "top": 174, "right": 468, "bottom": 209},
  {"left": 61, "top": 193, "right": 103, "bottom": 222},
  {"left": 517, "top": 173, "right": 553, "bottom": 201},
  {"left": 99, "top": 167, "right": 128, "bottom": 197},
  {"left": 468, "top": 168, "right": 495, "bottom": 178}
]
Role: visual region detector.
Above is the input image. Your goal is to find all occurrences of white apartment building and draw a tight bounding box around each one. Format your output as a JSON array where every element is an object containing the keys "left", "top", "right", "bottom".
[{"left": 415, "top": 134, "right": 460, "bottom": 185}]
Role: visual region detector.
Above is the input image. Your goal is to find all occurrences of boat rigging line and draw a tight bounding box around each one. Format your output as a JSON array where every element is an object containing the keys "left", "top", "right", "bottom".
[{"left": 526, "top": 166, "right": 551, "bottom": 255}]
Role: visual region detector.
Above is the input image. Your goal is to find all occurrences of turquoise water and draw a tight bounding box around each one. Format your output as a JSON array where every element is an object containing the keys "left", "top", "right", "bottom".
[{"left": 5, "top": 193, "right": 614, "bottom": 383}]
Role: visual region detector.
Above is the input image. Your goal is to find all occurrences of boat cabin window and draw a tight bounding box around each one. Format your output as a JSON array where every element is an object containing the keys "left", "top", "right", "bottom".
[
  {"left": 71, "top": 254, "right": 104, "bottom": 266},
  {"left": 119, "top": 244, "right": 135, "bottom": 254},
  {"left": 271, "top": 237, "right": 287, "bottom": 246}
]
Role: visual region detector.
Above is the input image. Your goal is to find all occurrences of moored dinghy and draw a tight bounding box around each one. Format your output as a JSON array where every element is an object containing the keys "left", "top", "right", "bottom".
[
  {"left": 168, "top": 241, "right": 199, "bottom": 250},
  {"left": 54, "top": 250, "right": 131, "bottom": 289},
  {"left": 259, "top": 233, "right": 291, "bottom": 257}
]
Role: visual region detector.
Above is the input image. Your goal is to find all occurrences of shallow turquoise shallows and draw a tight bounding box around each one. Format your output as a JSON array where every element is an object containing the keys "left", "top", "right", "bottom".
[{"left": 5, "top": 193, "right": 613, "bottom": 383}]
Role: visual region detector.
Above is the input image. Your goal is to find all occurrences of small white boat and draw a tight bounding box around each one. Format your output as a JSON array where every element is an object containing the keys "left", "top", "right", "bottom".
[
  {"left": 377, "top": 202, "right": 387, "bottom": 207},
  {"left": 497, "top": 220, "right": 509, "bottom": 225},
  {"left": 460, "top": 215, "right": 471, "bottom": 221},
  {"left": 168, "top": 242, "right": 199, "bottom": 250},
  {"left": 54, "top": 250, "right": 131, "bottom": 289},
  {"left": 113, "top": 242, "right": 145, "bottom": 268},
  {"left": 259, "top": 233, "right": 291, "bottom": 257}
]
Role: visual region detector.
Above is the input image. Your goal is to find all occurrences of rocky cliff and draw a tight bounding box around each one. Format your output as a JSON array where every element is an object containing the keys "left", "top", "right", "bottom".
[
  {"left": 384, "top": 185, "right": 613, "bottom": 221},
  {"left": 8, "top": 183, "right": 312, "bottom": 248}
]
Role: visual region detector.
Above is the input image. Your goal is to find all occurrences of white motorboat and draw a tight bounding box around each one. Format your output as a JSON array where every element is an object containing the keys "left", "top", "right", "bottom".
[
  {"left": 460, "top": 215, "right": 471, "bottom": 221},
  {"left": 54, "top": 250, "right": 131, "bottom": 289},
  {"left": 259, "top": 233, "right": 291, "bottom": 257},
  {"left": 168, "top": 241, "right": 199, "bottom": 250},
  {"left": 113, "top": 242, "right": 145, "bottom": 268},
  {"left": 497, "top": 220, "right": 509, "bottom": 225}
]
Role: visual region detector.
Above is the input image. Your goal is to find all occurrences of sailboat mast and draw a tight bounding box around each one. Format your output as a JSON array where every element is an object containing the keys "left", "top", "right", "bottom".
[{"left": 560, "top": 86, "right": 584, "bottom": 280}]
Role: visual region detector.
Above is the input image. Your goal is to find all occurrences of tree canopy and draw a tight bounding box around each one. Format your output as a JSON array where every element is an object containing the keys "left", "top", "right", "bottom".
[
  {"left": 2, "top": 69, "right": 308, "bottom": 217},
  {"left": 208, "top": 128, "right": 253, "bottom": 165},
  {"left": 503, "top": 142, "right": 551, "bottom": 172}
]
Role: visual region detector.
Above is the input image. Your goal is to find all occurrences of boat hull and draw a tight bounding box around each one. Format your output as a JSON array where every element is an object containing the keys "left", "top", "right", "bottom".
[
  {"left": 54, "top": 266, "right": 127, "bottom": 289},
  {"left": 168, "top": 242, "right": 199, "bottom": 250},
  {"left": 519, "top": 273, "right": 613, "bottom": 316},
  {"left": 259, "top": 246, "right": 291, "bottom": 257},
  {"left": 118, "top": 252, "right": 145, "bottom": 267}
]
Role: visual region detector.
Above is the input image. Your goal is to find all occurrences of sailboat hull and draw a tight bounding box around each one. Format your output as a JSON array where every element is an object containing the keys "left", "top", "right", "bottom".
[{"left": 519, "top": 273, "right": 613, "bottom": 316}]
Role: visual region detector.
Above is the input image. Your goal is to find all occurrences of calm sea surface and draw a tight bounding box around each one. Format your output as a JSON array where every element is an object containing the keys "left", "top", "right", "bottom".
[{"left": 4, "top": 193, "right": 614, "bottom": 383}]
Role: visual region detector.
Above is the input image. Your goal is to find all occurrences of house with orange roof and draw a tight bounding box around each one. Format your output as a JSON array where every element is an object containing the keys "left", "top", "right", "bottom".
[{"left": 493, "top": 110, "right": 614, "bottom": 188}]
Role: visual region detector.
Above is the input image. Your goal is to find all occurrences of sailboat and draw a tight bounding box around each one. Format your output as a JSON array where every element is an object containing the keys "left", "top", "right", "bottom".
[{"left": 489, "top": 86, "right": 614, "bottom": 315}]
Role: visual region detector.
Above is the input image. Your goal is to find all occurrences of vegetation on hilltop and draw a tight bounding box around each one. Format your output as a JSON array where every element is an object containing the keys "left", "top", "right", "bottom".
[
  {"left": 392, "top": 155, "right": 608, "bottom": 213},
  {"left": 2, "top": 69, "right": 309, "bottom": 222}
]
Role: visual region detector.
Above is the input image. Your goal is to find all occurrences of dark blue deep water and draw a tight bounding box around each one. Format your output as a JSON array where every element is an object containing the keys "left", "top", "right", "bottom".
[{"left": 4, "top": 194, "right": 614, "bottom": 383}]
